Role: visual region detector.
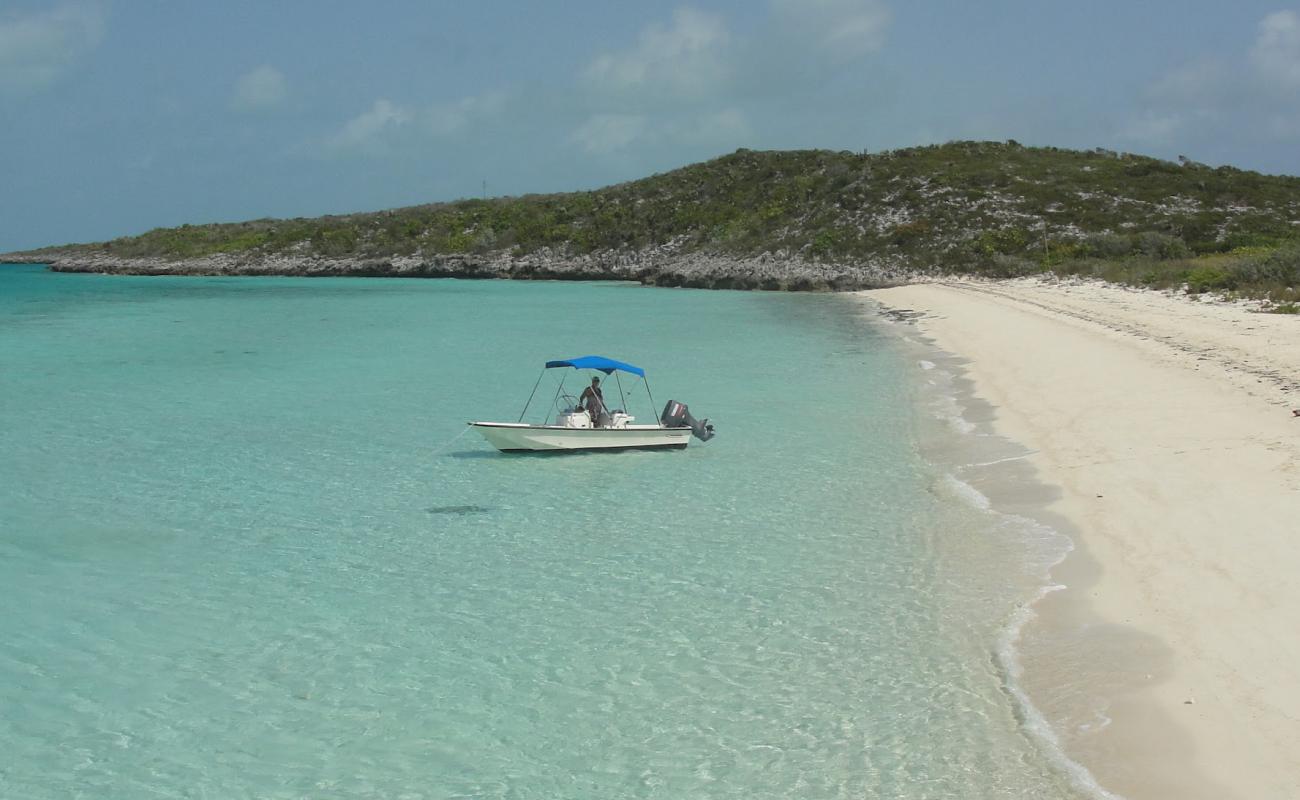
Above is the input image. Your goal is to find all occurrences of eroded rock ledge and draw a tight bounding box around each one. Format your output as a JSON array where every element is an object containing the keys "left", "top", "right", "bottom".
[{"left": 2, "top": 249, "right": 911, "bottom": 291}]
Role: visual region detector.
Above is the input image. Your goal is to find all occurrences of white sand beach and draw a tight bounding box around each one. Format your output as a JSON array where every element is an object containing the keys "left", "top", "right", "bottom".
[{"left": 865, "top": 279, "right": 1300, "bottom": 800}]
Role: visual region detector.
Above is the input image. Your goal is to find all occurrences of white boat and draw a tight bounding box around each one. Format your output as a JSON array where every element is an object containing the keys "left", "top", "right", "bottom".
[{"left": 469, "top": 355, "right": 714, "bottom": 453}]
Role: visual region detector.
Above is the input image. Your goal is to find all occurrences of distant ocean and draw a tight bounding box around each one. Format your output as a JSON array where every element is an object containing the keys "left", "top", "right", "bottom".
[{"left": 0, "top": 263, "right": 1095, "bottom": 798}]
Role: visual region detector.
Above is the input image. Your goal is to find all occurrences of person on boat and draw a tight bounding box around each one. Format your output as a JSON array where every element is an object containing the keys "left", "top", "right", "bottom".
[{"left": 579, "top": 376, "right": 608, "bottom": 427}]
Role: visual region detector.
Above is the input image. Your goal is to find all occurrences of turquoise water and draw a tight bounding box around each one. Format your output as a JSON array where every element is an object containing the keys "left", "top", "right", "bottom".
[{"left": 0, "top": 264, "right": 1088, "bottom": 798}]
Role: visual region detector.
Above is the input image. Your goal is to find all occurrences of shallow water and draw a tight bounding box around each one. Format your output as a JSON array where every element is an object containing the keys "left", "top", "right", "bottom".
[{"left": 1, "top": 264, "right": 1091, "bottom": 798}]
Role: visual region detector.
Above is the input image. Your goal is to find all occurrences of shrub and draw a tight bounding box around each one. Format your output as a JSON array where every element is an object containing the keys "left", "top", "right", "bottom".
[
  {"left": 974, "top": 228, "right": 1029, "bottom": 257},
  {"left": 312, "top": 228, "right": 358, "bottom": 256},
  {"left": 809, "top": 230, "right": 839, "bottom": 257},
  {"left": 1081, "top": 233, "right": 1131, "bottom": 259},
  {"left": 1186, "top": 265, "right": 1235, "bottom": 293},
  {"left": 471, "top": 226, "right": 499, "bottom": 253},
  {"left": 1236, "top": 245, "right": 1300, "bottom": 286},
  {"left": 890, "top": 219, "right": 931, "bottom": 245},
  {"left": 1042, "top": 239, "right": 1086, "bottom": 266},
  {"left": 1223, "top": 231, "right": 1282, "bottom": 250},
  {"left": 1136, "top": 231, "right": 1190, "bottom": 260}
]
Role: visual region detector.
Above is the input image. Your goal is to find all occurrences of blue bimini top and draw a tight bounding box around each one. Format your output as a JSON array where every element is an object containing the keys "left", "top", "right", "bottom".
[{"left": 543, "top": 355, "right": 645, "bottom": 378}]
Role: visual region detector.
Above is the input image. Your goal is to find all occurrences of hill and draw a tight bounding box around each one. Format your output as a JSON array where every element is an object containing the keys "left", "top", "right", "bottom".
[{"left": 6, "top": 141, "right": 1300, "bottom": 302}]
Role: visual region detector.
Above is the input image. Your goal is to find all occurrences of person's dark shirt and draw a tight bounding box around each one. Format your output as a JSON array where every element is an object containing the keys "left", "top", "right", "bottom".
[{"left": 579, "top": 385, "right": 604, "bottom": 413}]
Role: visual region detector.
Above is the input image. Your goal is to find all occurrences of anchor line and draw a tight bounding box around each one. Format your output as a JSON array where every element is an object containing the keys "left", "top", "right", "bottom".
[{"left": 431, "top": 426, "right": 474, "bottom": 456}]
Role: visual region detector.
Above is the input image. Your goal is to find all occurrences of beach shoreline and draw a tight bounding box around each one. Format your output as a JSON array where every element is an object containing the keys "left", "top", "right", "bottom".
[{"left": 862, "top": 278, "right": 1300, "bottom": 800}]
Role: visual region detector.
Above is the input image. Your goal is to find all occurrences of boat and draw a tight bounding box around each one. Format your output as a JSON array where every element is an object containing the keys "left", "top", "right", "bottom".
[{"left": 469, "top": 355, "right": 715, "bottom": 453}]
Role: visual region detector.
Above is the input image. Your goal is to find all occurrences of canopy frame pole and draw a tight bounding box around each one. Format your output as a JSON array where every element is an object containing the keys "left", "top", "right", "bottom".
[
  {"left": 644, "top": 377, "right": 659, "bottom": 425},
  {"left": 613, "top": 371, "right": 627, "bottom": 414},
  {"left": 548, "top": 372, "right": 569, "bottom": 420},
  {"left": 517, "top": 368, "right": 547, "bottom": 423}
]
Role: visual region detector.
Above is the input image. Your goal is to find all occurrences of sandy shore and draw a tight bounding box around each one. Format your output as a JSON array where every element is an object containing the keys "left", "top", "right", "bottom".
[{"left": 864, "top": 279, "right": 1300, "bottom": 800}]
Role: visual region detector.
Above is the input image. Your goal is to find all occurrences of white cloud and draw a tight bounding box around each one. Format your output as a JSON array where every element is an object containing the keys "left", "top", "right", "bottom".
[
  {"left": 0, "top": 3, "right": 104, "bottom": 96},
  {"left": 666, "top": 108, "right": 753, "bottom": 146},
  {"left": 769, "top": 0, "right": 891, "bottom": 59},
  {"left": 1123, "top": 58, "right": 1228, "bottom": 145},
  {"left": 571, "top": 113, "right": 649, "bottom": 154},
  {"left": 426, "top": 90, "right": 507, "bottom": 136},
  {"left": 1124, "top": 11, "right": 1300, "bottom": 148},
  {"left": 1146, "top": 58, "right": 1229, "bottom": 106},
  {"left": 570, "top": 108, "right": 751, "bottom": 155},
  {"left": 581, "top": 1, "right": 890, "bottom": 103},
  {"left": 570, "top": 3, "right": 891, "bottom": 153},
  {"left": 309, "top": 92, "right": 506, "bottom": 158},
  {"left": 1250, "top": 10, "right": 1300, "bottom": 90},
  {"left": 1120, "top": 110, "right": 1186, "bottom": 145},
  {"left": 583, "top": 7, "right": 731, "bottom": 101},
  {"left": 308, "top": 4, "right": 886, "bottom": 162},
  {"left": 231, "top": 65, "right": 287, "bottom": 111},
  {"left": 327, "top": 98, "right": 411, "bottom": 153}
]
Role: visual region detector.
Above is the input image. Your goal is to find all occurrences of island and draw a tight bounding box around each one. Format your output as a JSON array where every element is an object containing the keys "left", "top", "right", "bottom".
[{"left": 4, "top": 141, "right": 1298, "bottom": 309}]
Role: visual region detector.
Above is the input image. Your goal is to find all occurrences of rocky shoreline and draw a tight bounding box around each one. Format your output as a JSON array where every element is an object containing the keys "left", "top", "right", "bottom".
[{"left": 0, "top": 247, "right": 912, "bottom": 291}]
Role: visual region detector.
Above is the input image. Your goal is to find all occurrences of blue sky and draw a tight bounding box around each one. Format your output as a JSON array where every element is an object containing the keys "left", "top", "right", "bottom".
[{"left": 3, "top": 1, "right": 1300, "bottom": 252}]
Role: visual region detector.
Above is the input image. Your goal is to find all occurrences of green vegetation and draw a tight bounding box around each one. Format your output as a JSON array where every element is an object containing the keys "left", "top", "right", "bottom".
[
  {"left": 15, "top": 141, "right": 1300, "bottom": 301},
  {"left": 1049, "top": 242, "right": 1300, "bottom": 308}
]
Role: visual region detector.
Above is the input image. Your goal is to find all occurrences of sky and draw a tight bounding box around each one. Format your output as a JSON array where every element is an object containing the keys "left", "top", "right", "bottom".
[{"left": 3, "top": 0, "right": 1300, "bottom": 252}]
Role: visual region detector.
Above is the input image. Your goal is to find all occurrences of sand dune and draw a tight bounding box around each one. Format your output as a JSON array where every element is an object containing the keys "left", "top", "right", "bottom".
[{"left": 865, "top": 279, "right": 1300, "bottom": 800}]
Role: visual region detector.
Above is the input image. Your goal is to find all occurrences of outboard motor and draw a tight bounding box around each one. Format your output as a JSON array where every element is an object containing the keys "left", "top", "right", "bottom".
[{"left": 661, "top": 400, "right": 715, "bottom": 442}]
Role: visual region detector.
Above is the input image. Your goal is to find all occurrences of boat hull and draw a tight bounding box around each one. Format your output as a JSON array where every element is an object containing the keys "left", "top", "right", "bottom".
[{"left": 470, "top": 422, "right": 692, "bottom": 452}]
